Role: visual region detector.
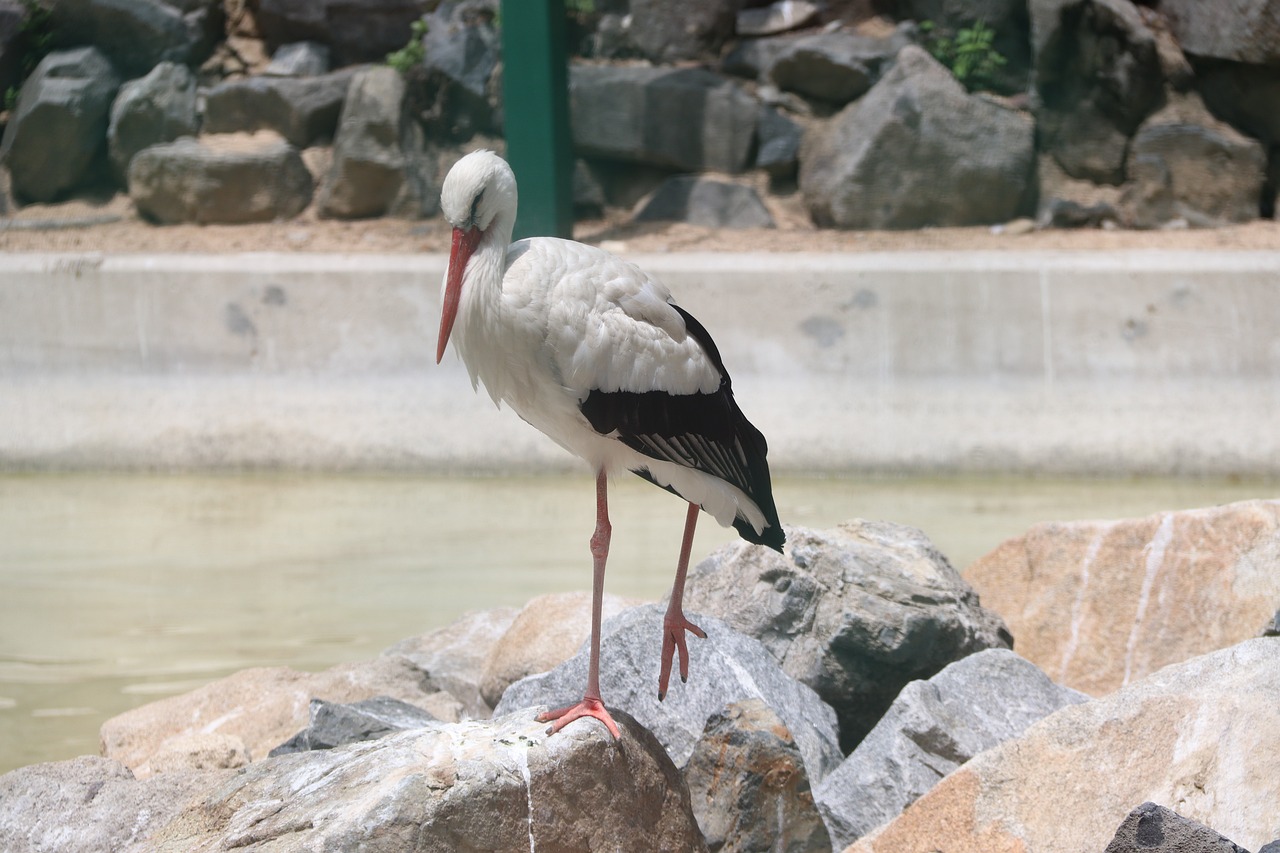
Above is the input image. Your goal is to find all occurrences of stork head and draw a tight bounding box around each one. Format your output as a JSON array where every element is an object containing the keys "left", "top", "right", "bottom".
[{"left": 437, "top": 150, "right": 518, "bottom": 363}]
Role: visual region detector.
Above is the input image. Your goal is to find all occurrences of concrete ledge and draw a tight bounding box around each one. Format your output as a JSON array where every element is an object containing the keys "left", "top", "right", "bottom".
[{"left": 3, "top": 251, "right": 1278, "bottom": 475}]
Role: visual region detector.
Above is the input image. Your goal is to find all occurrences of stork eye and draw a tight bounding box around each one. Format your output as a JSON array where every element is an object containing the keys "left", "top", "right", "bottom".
[{"left": 470, "top": 190, "right": 484, "bottom": 225}]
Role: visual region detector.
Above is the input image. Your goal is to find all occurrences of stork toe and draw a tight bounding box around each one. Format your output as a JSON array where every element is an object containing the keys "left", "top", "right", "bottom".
[
  {"left": 538, "top": 696, "right": 621, "bottom": 739},
  {"left": 658, "top": 612, "right": 706, "bottom": 701}
]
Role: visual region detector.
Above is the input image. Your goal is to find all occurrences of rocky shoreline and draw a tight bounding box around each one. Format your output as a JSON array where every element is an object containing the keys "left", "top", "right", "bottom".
[{"left": 1, "top": 502, "right": 1277, "bottom": 851}]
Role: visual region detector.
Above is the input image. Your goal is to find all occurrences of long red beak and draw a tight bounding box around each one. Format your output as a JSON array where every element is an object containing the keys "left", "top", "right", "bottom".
[{"left": 437, "top": 225, "right": 482, "bottom": 364}]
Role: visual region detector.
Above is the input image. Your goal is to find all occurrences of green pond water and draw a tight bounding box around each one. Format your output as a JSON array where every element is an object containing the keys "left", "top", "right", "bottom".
[{"left": 0, "top": 472, "right": 1272, "bottom": 773}]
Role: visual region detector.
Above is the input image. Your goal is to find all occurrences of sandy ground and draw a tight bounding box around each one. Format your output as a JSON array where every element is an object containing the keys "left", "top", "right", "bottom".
[{"left": 5, "top": 191, "right": 1280, "bottom": 255}]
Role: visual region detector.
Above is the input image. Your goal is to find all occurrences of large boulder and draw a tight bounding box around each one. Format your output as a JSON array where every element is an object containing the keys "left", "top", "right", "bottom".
[
  {"left": 382, "top": 605, "right": 519, "bottom": 719},
  {"left": 107, "top": 61, "right": 198, "bottom": 184},
  {"left": 202, "top": 68, "right": 358, "bottom": 147},
  {"left": 495, "top": 604, "right": 843, "bottom": 784},
  {"left": 799, "top": 45, "right": 1035, "bottom": 229},
  {"left": 99, "top": 654, "right": 459, "bottom": 775},
  {"left": 129, "top": 133, "right": 314, "bottom": 224},
  {"left": 0, "top": 47, "right": 120, "bottom": 202},
  {"left": 767, "top": 29, "right": 911, "bottom": 105},
  {"left": 252, "top": 0, "right": 432, "bottom": 67},
  {"left": 1122, "top": 92, "right": 1266, "bottom": 227},
  {"left": 45, "top": 0, "right": 221, "bottom": 76},
  {"left": 964, "top": 499, "right": 1280, "bottom": 697},
  {"left": 1032, "top": 0, "right": 1165, "bottom": 184},
  {"left": 684, "top": 699, "right": 832, "bottom": 853},
  {"left": 682, "top": 520, "right": 1012, "bottom": 751},
  {"left": 0, "top": 756, "right": 213, "bottom": 853},
  {"left": 846, "top": 638, "right": 1280, "bottom": 853},
  {"left": 634, "top": 176, "right": 776, "bottom": 229},
  {"left": 815, "top": 649, "right": 1088, "bottom": 849},
  {"left": 1, "top": 709, "right": 709, "bottom": 852},
  {"left": 478, "top": 591, "right": 637, "bottom": 709},
  {"left": 627, "top": 0, "right": 736, "bottom": 63},
  {"left": 317, "top": 65, "right": 439, "bottom": 219},
  {"left": 1160, "top": 0, "right": 1280, "bottom": 65},
  {"left": 570, "top": 64, "right": 759, "bottom": 173}
]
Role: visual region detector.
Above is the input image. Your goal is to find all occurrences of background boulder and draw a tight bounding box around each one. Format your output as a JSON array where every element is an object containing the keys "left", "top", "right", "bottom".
[
  {"left": 683, "top": 520, "right": 1012, "bottom": 751},
  {"left": 570, "top": 65, "right": 759, "bottom": 174},
  {"left": 964, "top": 499, "right": 1280, "bottom": 697},
  {"left": 107, "top": 61, "right": 197, "bottom": 184},
  {"left": 800, "top": 45, "right": 1035, "bottom": 229},
  {"left": 129, "top": 132, "right": 314, "bottom": 224},
  {"left": 0, "top": 46, "right": 120, "bottom": 202},
  {"left": 815, "top": 649, "right": 1088, "bottom": 848},
  {"left": 846, "top": 638, "right": 1280, "bottom": 853}
]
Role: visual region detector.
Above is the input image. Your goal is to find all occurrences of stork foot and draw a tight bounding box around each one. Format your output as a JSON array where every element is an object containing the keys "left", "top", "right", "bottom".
[
  {"left": 658, "top": 611, "right": 706, "bottom": 701},
  {"left": 538, "top": 696, "right": 620, "bottom": 739}
]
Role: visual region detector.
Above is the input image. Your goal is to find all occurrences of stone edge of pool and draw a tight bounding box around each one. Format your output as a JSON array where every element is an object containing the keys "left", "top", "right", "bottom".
[{"left": 2, "top": 251, "right": 1277, "bottom": 476}]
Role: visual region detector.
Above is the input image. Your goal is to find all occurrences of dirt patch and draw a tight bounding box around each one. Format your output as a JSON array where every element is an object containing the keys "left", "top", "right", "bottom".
[{"left": 4, "top": 191, "right": 1280, "bottom": 255}]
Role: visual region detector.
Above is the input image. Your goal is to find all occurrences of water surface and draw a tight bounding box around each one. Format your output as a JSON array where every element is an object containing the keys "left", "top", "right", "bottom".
[{"left": 0, "top": 472, "right": 1271, "bottom": 772}]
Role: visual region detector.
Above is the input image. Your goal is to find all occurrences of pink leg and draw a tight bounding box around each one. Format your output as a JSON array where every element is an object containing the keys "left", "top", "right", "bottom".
[
  {"left": 658, "top": 502, "right": 707, "bottom": 701},
  {"left": 538, "top": 470, "right": 621, "bottom": 738}
]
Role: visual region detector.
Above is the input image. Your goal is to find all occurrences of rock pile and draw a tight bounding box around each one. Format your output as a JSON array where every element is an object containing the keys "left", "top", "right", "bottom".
[
  {"left": 2, "top": 0, "right": 1279, "bottom": 230},
  {"left": 1, "top": 504, "right": 1278, "bottom": 851}
]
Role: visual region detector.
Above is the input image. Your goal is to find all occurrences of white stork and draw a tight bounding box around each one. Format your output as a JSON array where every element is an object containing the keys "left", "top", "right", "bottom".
[{"left": 436, "top": 150, "right": 783, "bottom": 738}]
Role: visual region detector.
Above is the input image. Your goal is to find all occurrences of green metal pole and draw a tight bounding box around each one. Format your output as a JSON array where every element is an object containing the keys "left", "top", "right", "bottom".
[{"left": 500, "top": 0, "right": 574, "bottom": 240}]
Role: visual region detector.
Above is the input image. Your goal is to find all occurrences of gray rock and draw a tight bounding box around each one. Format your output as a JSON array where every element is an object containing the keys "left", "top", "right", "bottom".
[
  {"left": 270, "top": 695, "right": 438, "bottom": 755},
  {"left": 1195, "top": 61, "right": 1280, "bottom": 150},
  {"left": 799, "top": 45, "right": 1035, "bottom": 229},
  {"left": 1103, "top": 802, "right": 1250, "bottom": 853},
  {"left": 815, "top": 649, "right": 1089, "bottom": 848},
  {"left": 495, "top": 604, "right": 843, "bottom": 783},
  {"left": 254, "top": 0, "right": 431, "bottom": 67},
  {"left": 263, "top": 40, "right": 331, "bottom": 76},
  {"left": 129, "top": 134, "right": 313, "bottom": 224},
  {"left": 383, "top": 606, "right": 519, "bottom": 718},
  {"left": 573, "top": 159, "right": 606, "bottom": 215},
  {"left": 722, "top": 33, "right": 803, "bottom": 80},
  {"left": 202, "top": 68, "right": 359, "bottom": 147},
  {"left": 756, "top": 105, "right": 802, "bottom": 178},
  {"left": 45, "top": 0, "right": 219, "bottom": 76},
  {"left": 685, "top": 699, "right": 831, "bottom": 853},
  {"left": 0, "top": 756, "right": 212, "bottom": 853},
  {"left": 570, "top": 65, "right": 759, "bottom": 173},
  {"left": 1160, "top": 0, "right": 1280, "bottom": 65},
  {"left": 1033, "top": 0, "right": 1165, "bottom": 183},
  {"left": 1122, "top": 93, "right": 1265, "bottom": 228},
  {"left": 406, "top": 0, "right": 502, "bottom": 142},
  {"left": 635, "top": 176, "right": 775, "bottom": 229},
  {"left": 769, "top": 30, "right": 909, "bottom": 104},
  {"left": 0, "top": 710, "right": 709, "bottom": 852},
  {"left": 847, "top": 639, "right": 1280, "bottom": 851},
  {"left": 683, "top": 520, "right": 1013, "bottom": 753},
  {"left": 628, "top": 0, "right": 736, "bottom": 63},
  {"left": 0, "top": 47, "right": 120, "bottom": 202},
  {"left": 107, "top": 61, "right": 198, "bottom": 184},
  {"left": 318, "top": 65, "right": 427, "bottom": 220}
]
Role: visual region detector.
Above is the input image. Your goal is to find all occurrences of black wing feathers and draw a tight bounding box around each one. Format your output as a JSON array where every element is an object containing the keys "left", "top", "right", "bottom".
[{"left": 579, "top": 305, "right": 784, "bottom": 551}]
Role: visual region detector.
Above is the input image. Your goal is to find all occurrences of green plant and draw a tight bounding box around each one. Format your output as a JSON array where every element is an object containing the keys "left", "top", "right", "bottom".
[
  {"left": 920, "top": 18, "right": 1007, "bottom": 92},
  {"left": 5, "top": 0, "right": 55, "bottom": 108},
  {"left": 386, "top": 17, "right": 428, "bottom": 74}
]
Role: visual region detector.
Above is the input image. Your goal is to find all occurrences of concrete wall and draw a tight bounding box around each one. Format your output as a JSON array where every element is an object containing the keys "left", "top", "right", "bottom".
[{"left": 2, "top": 251, "right": 1277, "bottom": 474}]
